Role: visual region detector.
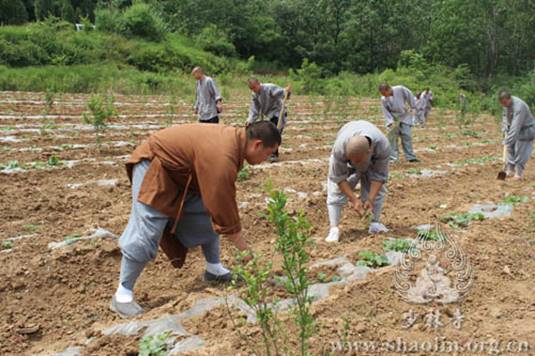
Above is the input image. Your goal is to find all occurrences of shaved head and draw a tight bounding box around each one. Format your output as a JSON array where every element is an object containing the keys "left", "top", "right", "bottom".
[
  {"left": 346, "top": 135, "right": 371, "bottom": 163},
  {"left": 192, "top": 66, "right": 204, "bottom": 80}
]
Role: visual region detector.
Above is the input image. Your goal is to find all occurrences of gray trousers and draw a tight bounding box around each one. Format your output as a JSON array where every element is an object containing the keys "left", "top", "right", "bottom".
[
  {"left": 118, "top": 160, "right": 220, "bottom": 291},
  {"left": 326, "top": 172, "right": 386, "bottom": 224},
  {"left": 506, "top": 139, "right": 534, "bottom": 176},
  {"left": 388, "top": 122, "right": 417, "bottom": 161}
]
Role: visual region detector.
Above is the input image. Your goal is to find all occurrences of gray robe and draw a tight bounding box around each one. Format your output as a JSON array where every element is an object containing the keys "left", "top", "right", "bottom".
[
  {"left": 247, "top": 83, "right": 287, "bottom": 127},
  {"left": 502, "top": 96, "right": 535, "bottom": 175},
  {"left": 416, "top": 90, "right": 433, "bottom": 123},
  {"left": 194, "top": 76, "right": 222, "bottom": 121},
  {"left": 381, "top": 85, "right": 417, "bottom": 126},
  {"left": 327, "top": 121, "right": 390, "bottom": 222}
]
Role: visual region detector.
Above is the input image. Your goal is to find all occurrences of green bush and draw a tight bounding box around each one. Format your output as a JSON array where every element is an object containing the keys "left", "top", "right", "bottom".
[
  {"left": 196, "top": 25, "right": 237, "bottom": 57},
  {"left": 95, "top": 7, "right": 122, "bottom": 33},
  {"left": 119, "top": 3, "right": 166, "bottom": 41}
]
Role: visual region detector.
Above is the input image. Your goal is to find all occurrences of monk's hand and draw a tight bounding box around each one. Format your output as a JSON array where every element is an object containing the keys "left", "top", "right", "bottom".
[
  {"left": 285, "top": 85, "right": 292, "bottom": 94},
  {"left": 216, "top": 101, "right": 223, "bottom": 113},
  {"left": 363, "top": 199, "right": 374, "bottom": 213},
  {"left": 352, "top": 199, "right": 365, "bottom": 217}
]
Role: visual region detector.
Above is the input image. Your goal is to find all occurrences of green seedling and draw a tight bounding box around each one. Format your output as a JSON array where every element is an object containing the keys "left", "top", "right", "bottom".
[
  {"left": 406, "top": 168, "right": 422, "bottom": 175},
  {"left": 1, "top": 240, "right": 13, "bottom": 250},
  {"left": 83, "top": 94, "right": 115, "bottom": 150},
  {"left": 232, "top": 252, "right": 281, "bottom": 356},
  {"left": 417, "top": 227, "right": 443, "bottom": 241},
  {"left": 440, "top": 212, "right": 485, "bottom": 228},
  {"left": 502, "top": 195, "right": 529, "bottom": 205},
  {"left": 356, "top": 251, "right": 389, "bottom": 268},
  {"left": 266, "top": 189, "right": 313, "bottom": 356},
  {"left": 138, "top": 331, "right": 173, "bottom": 356},
  {"left": 461, "top": 129, "right": 481, "bottom": 138},
  {"left": 383, "top": 238, "right": 413, "bottom": 253},
  {"left": 47, "top": 155, "right": 62, "bottom": 166},
  {"left": 237, "top": 164, "right": 250, "bottom": 182},
  {"left": 0, "top": 160, "right": 20, "bottom": 170},
  {"left": 26, "top": 161, "right": 47, "bottom": 170},
  {"left": 22, "top": 224, "right": 39, "bottom": 233}
]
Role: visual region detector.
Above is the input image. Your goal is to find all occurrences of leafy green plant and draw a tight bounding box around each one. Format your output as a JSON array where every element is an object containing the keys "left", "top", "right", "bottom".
[
  {"left": 266, "top": 190, "right": 314, "bottom": 356},
  {"left": 138, "top": 331, "right": 173, "bottom": 356},
  {"left": 389, "top": 172, "right": 406, "bottom": 180},
  {"left": 1, "top": 240, "right": 13, "bottom": 250},
  {"left": 440, "top": 212, "right": 485, "bottom": 228},
  {"left": 383, "top": 238, "right": 413, "bottom": 253},
  {"left": 47, "top": 155, "right": 62, "bottom": 166},
  {"left": 0, "top": 160, "right": 21, "bottom": 170},
  {"left": 460, "top": 156, "right": 497, "bottom": 165},
  {"left": 237, "top": 164, "right": 250, "bottom": 182},
  {"left": 461, "top": 129, "right": 481, "bottom": 138},
  {"left": 26, "top": 161, "right": 46, "bottom": 169},
  {"left": 64, "top": 233, "right": 82, "bottom": 244},
  {"left": 22, "top": 224, "right": 39, "bottom": 233},
  {"left": 502, "top": 195, "right": 529, "bottom": 205},
  {"left": 44, "top": 89, "right": 54, "bottom": 114},
  {"left": 406, "top": 168, "right": 422, "bottom": 175},
  {"left": 317, "top": 271, "right": 328, "bottom": 283},
  {"left": 232, "top": 253, "right": 281, "bottom": 356},
  {"left": 417, "top": 227, "right": 444, "bottom": 241},
  {"left": 83, "top": 94, "right": 115, "bottom": 149},
  {"left": 356, "top": 251, "right": 389, "bottom": 268}
]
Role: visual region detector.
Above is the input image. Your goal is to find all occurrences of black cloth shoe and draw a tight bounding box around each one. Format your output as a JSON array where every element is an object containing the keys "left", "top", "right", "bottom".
[
  {"left": 408, "top": 158, "right": 420, "bottom": 163},
  {"left": 204, "top": 271, "right": 233, "bottom": 283}
]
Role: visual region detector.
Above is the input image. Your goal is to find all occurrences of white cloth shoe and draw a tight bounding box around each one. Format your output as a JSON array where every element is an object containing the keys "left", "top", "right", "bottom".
[
  {"left": 325, "top": 227, "right": 340, "bottom": 243},
  {"left": 369, "top": 222, "right": 389, "bottom": 234}
]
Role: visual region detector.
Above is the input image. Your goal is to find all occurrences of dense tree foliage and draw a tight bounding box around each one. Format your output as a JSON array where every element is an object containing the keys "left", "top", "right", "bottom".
[{"left": 2, "top": 0, "right": 535, "bottom": 79}]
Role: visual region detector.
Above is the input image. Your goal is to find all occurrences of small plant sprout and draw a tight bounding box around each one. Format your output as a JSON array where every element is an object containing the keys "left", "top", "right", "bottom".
[
  {"left": 237, "top": 163, "right": 250, "bottom": 182},
  {"left": 266, "top": 189, "right": 314, "bottom": 356},
  {"left": 406, "top": 167, "right": 422, "bottom": 175},
  {"left": 83, "top": 93, "right": 115, "bottom": 150},
  {"left": 356, "top": 251, "right": 389, "bottom": 268},
  {"left": 502, "top": 195, "right": 529, "bottom": 205},
  {"left": 0, "top": 160, "right": 20, "bottom": 170},
  {"left": 47, "top": 155, "right": 62, "bottom": 166},
  {"left": 383, "top": 238, "right": 413, "bottom": 253},
  {"left": 138, "top": 331, "right": 174, "bottom": 356},
  {"left": 440, "top": 212, "right": 485, "bottom": 229},
  {"left": 44, "top": 89, "right": 54, "bottom": 114},
  {"left": 1, "top": 240, "right": 13, "bottom": 250},
  {"left": 232, "top": 252, "right": 280, "bottom": 356}
]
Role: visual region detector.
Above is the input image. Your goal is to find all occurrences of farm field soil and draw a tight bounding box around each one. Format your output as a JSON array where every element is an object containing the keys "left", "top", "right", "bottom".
[{"left": 1, "top": 92, "right": 534, "bottom": 355}]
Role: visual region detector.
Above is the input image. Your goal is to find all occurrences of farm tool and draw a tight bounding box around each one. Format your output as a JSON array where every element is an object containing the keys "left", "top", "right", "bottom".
[{"left": 497, "top": 145, "right": 507, "bottom": 180}]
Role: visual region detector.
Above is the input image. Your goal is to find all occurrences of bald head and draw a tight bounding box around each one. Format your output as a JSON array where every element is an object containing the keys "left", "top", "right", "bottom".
[
  {"left": 192, "top": 66, "right": 204, "bottom": 80},
  {"left": 346, "top": 135, "right": 371, "bottom": 164}
]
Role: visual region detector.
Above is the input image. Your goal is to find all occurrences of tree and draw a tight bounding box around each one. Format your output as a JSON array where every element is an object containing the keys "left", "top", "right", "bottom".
[
  {"left": 34, "top": 0, "right": 54, "bottom": 20},
  {"left": 0, "top": 0, "right": 29, "bottom": 25}
]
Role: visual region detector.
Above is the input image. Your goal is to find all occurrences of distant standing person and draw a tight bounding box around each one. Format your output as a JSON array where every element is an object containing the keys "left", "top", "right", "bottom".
[
  {"left": 379, "top": 83, "right": 420, "bottom": 163},
  {"left": 325, "top": 120, "right": 390, "bottom": 243},
  {"left": 192, "top": 67, "right": 223, "bottom": 124},
  {"left": 498, "top": 90, "right": 535, "bottom": 180},
  {"left": 246, "top": 78, "right": 291, "bottom": 162},
  {"left": 416, "top": 88, "right": 433, "bottom": 125}
]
